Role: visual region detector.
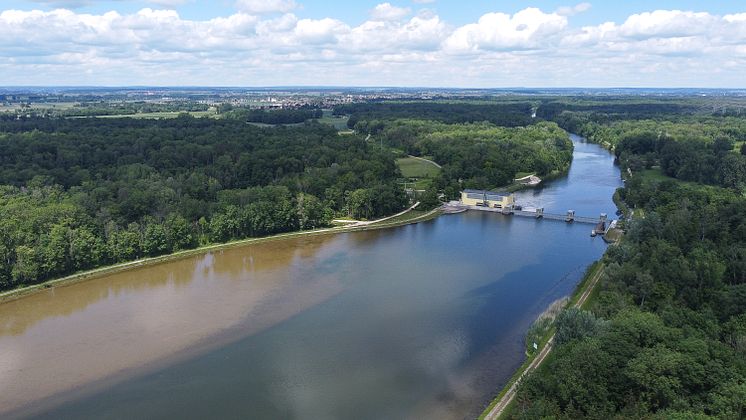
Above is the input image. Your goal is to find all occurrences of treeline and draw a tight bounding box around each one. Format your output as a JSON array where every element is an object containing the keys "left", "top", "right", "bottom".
[
  {"left": 333, "top": 102, "right": 536, "bottom": 129},
  {"left": 0, "top": 116, "right": 406, "bottom": 291},
  {"left": 509, "top": 105, "right": 746, "bottom": 418},
  {"left": 548, "top": 114, "right": 746, "bottom": 190},
  {"left": 361, "top": 119, "right": 572, "bottom": 196},
  {"left": 536, "top": 99, "right": 704, "bottom": 122},
  {"left": 223, "top": 107, "right": 322, "bottom": 124},
  {"left": 61, "top": 101, "right": 210, "bottom": 117},
  {"left": 512, "top": 175, "right": 746, "bottom": 419}
]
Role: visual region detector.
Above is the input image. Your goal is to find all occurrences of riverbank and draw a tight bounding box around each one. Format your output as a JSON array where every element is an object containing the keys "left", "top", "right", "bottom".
[
  {"left": 479, "top": 132, "right": 621, "bottom": 419},
  {"left": 2, "top": 131, "right": 621, "bottom": 419},
  {"left": 0, "top": 204, "right": 441, "bottom": 303},
  {"left": 480, "top": 262, "right": 606, "bottom": 419}
]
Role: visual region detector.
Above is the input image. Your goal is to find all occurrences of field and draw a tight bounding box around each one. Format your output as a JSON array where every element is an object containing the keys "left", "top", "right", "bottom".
[
  {"left": 0, "top": 102, "right": 78, "bottom": 112},
  {"left": 95, "top": 111, "right": 217, "bottom": 119},
  {"left": 396, "top": 156, "right": 440, "bottom": 178},
  {"left": 396, "top": 156, "right": 441, "bottom": 190},
  {"left": 317, "top": 109, "right": 349, "bottom": 130}
]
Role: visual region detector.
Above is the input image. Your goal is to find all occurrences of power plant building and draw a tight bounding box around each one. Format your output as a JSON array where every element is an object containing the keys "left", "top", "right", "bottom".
[{"left": 460, "top": 189, "right": 515, "bottom": 209}]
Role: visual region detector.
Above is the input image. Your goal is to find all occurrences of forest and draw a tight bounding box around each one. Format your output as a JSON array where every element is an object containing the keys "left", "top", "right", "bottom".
[
  {"left": 370, "top": 119, "right": 573, "bottom": 195},
  {"left": 0, "top": 116, "right": 406, "bottom": 291},
  {"left": 333, "top": 101, "right": 536, "bottom": 129},
  {"left": 222, "top": 107, "right": 323, "bottom": 124},
  {"left": 333, "top": 102, "right": 573, "bottom": 196},
  {"left": 2, "top": 97, "right": 745, "bottom": 416},
  {"left": 0, "top": 102, "right": 579, "bottom": 292},
  {"left": 508, "top": 101, "right": 746, "bottom": 419},
  {"left": 544, "top": 103, "right": 746, "bottom": 190}
]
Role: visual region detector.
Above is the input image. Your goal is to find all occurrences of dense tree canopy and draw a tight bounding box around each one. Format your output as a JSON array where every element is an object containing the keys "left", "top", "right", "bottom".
[
  {"left": 0, "top": 116, "right": 406, "bottom": 291},
  {"left": 543, "top": 105, "right": 746, "bottom": 191},
  {"left": 334, "top": 101, "right": 536, "bottom": 128},
  {"left": 510, "top": 101, "right": 746, "bottom": 419},
  {"left": 223, "top": 107, "right": 323, "bottom": 124},
  {"left": 358, "top": 119, "right": 573, "bottom": 195}
]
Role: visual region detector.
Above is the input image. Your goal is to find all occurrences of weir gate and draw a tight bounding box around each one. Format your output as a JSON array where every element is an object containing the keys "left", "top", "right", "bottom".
[{"left": 442, "top": 202, "right": 611, "bottom": 233}]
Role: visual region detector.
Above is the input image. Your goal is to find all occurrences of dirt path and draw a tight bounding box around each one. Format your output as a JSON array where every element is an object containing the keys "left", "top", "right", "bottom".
[
  {"left": 483, "top": 265, "right": 604, "bottom": 419},
  {"left": 407, "top": 154, "right": 442, "bottom": 169},
  {"left": 336, "top": 202, "right": 420, "bottom": 227}
]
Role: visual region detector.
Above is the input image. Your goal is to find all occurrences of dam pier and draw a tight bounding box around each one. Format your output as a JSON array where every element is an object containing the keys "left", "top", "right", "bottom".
[{"left": 442, "top": 189, "right": 615, "bottom": 234}]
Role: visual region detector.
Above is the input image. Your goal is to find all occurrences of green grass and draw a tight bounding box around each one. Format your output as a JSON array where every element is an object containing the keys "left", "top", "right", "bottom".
[
  {"left": 480, "top": 263, "right": 606, "bottom": 419},
  {"left": 0, "top": 102, "right": 79, "bottom": 111},
  {"left": 318, "top": 109, "right": 350, "bottom": 130},
  {"left": 245, "top": 121, "right": 305, "bottom": 128},
  {"left": 368, "top": 209, "right": 430, "bottom": 225},
  {"left": 478, "top": 334, "right": 551, "bottom": 419},
  {"left": 94, "top": 111, "right": 217, "bottom": 119},
  {"left": 638, "top": 168, "right": 673, "bottom": 182},
  {"left": 638, "top": 167, "right": 709, "bottom": 188},
  {"left": 396, "top": 157, "right": 440, "bottom": 179},
  {"left": 568, "top": 262, "right": 603, "bottom": 308}
]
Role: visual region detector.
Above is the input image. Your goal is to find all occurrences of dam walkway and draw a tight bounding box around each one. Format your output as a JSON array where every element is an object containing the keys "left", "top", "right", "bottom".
[{"left": 442, "top": 202, "right": 609, "bottom": 226}]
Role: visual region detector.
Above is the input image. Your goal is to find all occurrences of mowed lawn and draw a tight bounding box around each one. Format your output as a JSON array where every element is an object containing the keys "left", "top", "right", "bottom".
[{"left": 396, "top": 156, "right": 440, "bottom": 179}]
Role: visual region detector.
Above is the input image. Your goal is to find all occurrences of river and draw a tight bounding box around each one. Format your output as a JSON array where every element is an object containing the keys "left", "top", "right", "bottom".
[{"left": 1, "top": 134, "right": 621, "bottom": 419}]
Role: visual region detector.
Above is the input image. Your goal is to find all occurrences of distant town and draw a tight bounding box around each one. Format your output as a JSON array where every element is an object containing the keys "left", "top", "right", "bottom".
[{"left": 4, "top": 86, "right": 746, "bottom": 118}]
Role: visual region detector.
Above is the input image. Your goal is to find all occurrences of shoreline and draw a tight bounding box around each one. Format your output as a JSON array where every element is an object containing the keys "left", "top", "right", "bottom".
[
  {"left": 479, "top": 132, "right": 621, "bottom": 419},
  {"left": 479, "top": 262, "right": 607, "bottom": 419},
  {"left": 0, "top": 204, "right": 441, "bottom": 304},
  {"left": 0, "top": 205, "right": 442, "bottom": 417}
]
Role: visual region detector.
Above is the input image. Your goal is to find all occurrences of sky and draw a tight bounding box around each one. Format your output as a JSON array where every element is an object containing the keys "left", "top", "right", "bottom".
[{"left": 1, "top": 0, "right": 745, "bottom": 87}]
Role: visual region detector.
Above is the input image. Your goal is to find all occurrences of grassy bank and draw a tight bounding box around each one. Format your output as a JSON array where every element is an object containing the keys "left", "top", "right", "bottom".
[
  {"left": 479, "top": 261, "right": 606, "bottom": 419},
  {"left": 0, "top": 206, "right": 442, "bottom": 303}
]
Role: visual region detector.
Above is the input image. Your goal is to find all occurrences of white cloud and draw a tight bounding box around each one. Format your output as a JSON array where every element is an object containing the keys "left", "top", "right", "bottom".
[
  {"left": 556, "top": 2, "right": 591, "bottom": 17},
  {"left": 370, "top": 3, "right": 411, "bottom": 21},
  {"left": 443, "top": 8, "right": 567, "bottom": 52},
  {"left": 0, "top": 6, "right": 745, "bottom": 87},
  {"left": 342, "top": 14, "right": 449, "bottom": 52},
  {"left": 412, "top": 0, "right": 435, "bottom": 4},
  {"left": 619, "top": 10, "right": 716, "bottom": 39},
  {"left": 293, "top": 18, "right": 348, "bottom": 44},
  {"left": 235, "top": 0, "right": 297, "bottom": 14}
]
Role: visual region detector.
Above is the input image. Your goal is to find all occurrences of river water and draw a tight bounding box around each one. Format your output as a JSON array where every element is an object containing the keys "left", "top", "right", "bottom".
[{"left": 1, "top": 134, "right": 621, "bottom": 419}]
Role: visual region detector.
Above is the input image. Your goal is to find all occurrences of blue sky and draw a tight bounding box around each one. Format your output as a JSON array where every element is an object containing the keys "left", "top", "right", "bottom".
[
  {"left": 1, "top": 1, "right": 746, "bottom": 87},
  {"left": 6, "top": 1, "right": 744, "bottom": 25}
]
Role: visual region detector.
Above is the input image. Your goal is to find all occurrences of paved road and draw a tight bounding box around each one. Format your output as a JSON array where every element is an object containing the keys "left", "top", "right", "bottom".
[{"left": 483, "top": 265, "right": 604, "bottom": 419}]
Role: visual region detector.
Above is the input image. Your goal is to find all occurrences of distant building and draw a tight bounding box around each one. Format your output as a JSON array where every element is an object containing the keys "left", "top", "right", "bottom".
[{"left": 460, "top": 189, "right": 515, "bottom": 209}]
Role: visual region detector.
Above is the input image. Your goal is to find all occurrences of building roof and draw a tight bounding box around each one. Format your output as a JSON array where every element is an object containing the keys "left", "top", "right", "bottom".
[{"left": 462, "top": 189, "right": 511, "bottom": 197}]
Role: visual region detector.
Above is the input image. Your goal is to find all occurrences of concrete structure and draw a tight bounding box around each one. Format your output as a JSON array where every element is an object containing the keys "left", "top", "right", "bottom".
[{"left": 461, "top": 189, "right": 515, "bottom": 209}]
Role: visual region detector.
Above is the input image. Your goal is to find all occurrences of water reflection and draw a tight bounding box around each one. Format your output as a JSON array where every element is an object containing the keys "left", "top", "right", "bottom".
[
  {"left": 0, "top": 233, "right": 346, "bottom": 416},
  {"left": 3, "top": 134, "right": 623, "bottom": 419}
]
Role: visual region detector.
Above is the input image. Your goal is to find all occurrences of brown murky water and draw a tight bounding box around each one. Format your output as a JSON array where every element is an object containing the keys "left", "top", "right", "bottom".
[
  {"left": 1, "top": 136, "right": 622, "bottom": 420},
  {"left": 0, "top": 234, "right": 345, "bottom": 415}
]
